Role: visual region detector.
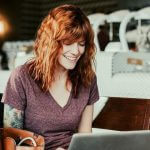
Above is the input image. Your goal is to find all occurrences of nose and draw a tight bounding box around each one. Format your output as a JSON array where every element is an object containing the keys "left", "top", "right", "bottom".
[{"left": 71, "top": 43, "right": 80, "bottom": 55}]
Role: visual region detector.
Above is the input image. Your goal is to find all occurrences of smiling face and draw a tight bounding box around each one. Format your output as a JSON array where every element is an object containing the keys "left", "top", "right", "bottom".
[{"left": 57, "top": 39, "right": 85, "bottom": 71}]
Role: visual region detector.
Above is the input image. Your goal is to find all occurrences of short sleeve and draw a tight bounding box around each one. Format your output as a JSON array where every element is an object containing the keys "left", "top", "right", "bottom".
[
  {"left": 87, "top": 75, "right": 100, "bottom": 105},
  {"left": 1, "top": 67, "right": 26, "bottom": 111}
]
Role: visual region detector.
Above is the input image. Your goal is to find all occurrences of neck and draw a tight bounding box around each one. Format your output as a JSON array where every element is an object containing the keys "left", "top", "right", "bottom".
[
  {"left": 52, "top": 66, "right": 72, "bottom": 91},
  {"left": 54, "top": 66, "right": 68, "bottom": 82}
]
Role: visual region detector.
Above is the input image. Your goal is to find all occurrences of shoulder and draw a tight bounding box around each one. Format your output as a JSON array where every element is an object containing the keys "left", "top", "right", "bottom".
[
  {"left": 9, "top": 64, "right": 29, "bottom": 83},
  {"left": 80, "top": 74, "right": 97, "bottom": 90},
  {"left": 78, "top": 74, "right": 99, "bottom": 105},
  {"left": 90, "top": 74, "right": 97, "bottom": 88},
  {"left": 11, "top": 64, "right": 28, "bottom": 78},
  {"left": 79, "top": 74, "right": 98, "bottom": 93}
]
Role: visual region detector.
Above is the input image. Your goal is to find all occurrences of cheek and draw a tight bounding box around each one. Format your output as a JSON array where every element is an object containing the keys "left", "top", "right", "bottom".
[
  {"left": 79, "top": 47, "right": 85, "bottom": 55},
  {"left": 58, "top": 53, "right": 63, "bottom": 63},
  {"left": 58, "top": 47, "right": 66, "bottom": 62},
  {"left": 62, "top": 45, "right": 68, "bottom": 54}
]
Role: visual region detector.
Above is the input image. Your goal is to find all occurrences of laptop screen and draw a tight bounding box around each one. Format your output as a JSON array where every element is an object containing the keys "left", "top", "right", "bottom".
[{"left": 68, "top": 130, "right": 150, "bottom": 150}]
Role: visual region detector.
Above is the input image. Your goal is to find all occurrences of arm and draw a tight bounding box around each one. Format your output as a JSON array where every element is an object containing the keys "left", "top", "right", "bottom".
[
  {"left": 3, "top": 104, "right": 24, "bottom": 128},
  {"left": 78, "top": 104, "right": 94, "bottom": 133}
]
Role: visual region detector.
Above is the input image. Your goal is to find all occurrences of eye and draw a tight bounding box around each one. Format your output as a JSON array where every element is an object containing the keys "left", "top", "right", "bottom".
[{"left": 79, "top": 41, "right": 85, "bottom": 47}]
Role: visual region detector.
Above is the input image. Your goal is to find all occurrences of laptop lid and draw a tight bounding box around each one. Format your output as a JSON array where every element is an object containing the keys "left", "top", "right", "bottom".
[{"left": 68, "top": 130, "right": 150, "bottom": 150}]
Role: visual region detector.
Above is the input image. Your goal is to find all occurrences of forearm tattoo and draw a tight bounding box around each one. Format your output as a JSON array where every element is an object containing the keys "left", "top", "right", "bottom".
[{"left": 3, "top": 104, "right": 24, "bottom": 128}]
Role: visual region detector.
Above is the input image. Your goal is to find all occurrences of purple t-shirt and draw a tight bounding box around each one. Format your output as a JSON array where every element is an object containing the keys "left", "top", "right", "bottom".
[{"left": 2, "top": 64, "right": 99, "bottom": 150}]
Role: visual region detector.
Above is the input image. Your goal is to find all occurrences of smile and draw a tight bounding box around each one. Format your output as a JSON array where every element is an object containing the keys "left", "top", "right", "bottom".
[{"left": 63, "top": 55, "right": 78, "bottom": 61}]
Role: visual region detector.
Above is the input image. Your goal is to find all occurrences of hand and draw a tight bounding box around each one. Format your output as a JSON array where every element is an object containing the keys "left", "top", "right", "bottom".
[{"left": 56, "top": 147, "right": 66, "bottom": 150}]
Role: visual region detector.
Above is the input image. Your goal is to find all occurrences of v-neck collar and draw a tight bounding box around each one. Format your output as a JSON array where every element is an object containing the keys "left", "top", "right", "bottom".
[{"left": 47, "top": 88, "right": 73, "bottom": 111}]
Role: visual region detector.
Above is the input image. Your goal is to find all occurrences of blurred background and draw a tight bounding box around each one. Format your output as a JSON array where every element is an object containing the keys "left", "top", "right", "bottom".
[
  {"left": 1, "top": 0, "right": 150, "bottom": 130},
  {"left": 0, "top": 0, "right": 150, "bottom": 40},
  {"left": 0, "top": 0, "right": 150, "bottom": 70},
  {"left": 0, "top": 0, "right": 149, "bottom": 69}
]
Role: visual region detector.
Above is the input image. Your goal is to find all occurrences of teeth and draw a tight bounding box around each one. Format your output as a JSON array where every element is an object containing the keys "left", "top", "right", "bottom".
[{"left": 64, "top": 55, "right": 77, "bottom": 61}]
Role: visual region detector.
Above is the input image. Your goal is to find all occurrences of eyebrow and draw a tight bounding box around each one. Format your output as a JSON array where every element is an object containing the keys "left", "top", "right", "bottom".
[{"left": 78, "top": 40, "right": 85, "bottom": 43}]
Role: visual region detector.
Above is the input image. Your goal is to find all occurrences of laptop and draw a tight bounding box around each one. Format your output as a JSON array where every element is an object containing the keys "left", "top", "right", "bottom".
[{"left": 68, "top": 130, "right": 150, "bottom": 150}]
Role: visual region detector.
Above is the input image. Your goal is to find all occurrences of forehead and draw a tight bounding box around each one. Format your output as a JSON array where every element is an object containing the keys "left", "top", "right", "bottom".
[
  {"left": 62, "top": 36, "right": 85, "bottom": 43},
  {"left": 60, "top": 25, "right": 87, "bottom": 42}
]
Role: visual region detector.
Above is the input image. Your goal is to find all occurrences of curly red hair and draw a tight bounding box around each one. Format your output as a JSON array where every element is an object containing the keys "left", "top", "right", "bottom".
[{"left": 28, "top": 4, "right": 96, "bottom": 97}]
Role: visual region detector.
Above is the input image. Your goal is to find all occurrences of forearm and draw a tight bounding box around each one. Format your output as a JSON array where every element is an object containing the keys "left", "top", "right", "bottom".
[
  {"left": 78, "top": 105, "right": 93, "bottom": 133},
  {"left": 3, "top": 104, "right": 24, "bottom": 128}
]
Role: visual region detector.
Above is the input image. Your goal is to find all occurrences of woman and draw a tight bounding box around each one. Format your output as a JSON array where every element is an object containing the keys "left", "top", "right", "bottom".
[{"left": 2, "top": 4, "right": 99, "bottom": 150}]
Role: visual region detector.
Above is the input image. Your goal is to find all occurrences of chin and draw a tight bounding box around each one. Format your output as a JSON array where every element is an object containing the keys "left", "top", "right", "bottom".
[
  {"left": 66, "top": 66, "right": 76, "bottom": 70},
  {"left": 64, "top": 64, "right": 76, "bottom": 70}
]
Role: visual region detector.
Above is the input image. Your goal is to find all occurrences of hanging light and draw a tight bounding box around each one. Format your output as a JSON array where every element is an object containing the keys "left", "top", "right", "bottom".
[
  {"left": 0, "top": 14, "right": 11, "bottom": 38},
  {"left": 0, "top": 20, "right": 5, "bottom": 35}
]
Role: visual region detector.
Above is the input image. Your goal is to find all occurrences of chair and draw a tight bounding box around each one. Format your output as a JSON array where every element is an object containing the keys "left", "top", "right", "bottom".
[
  {"left": 105, "top": 10, "right": 130, "bottom": 52},
  {"left": 97, "top": 51, "right": 150, "bottom": 99},
  {"left": 88, "top": 13, "right": 107, "bottom": 52},
  {"left": 119, "top": 7, "right": 150, "bottom": 52},
  {"left": 2, "top": 40, "right": 34, "bottom": 70}
]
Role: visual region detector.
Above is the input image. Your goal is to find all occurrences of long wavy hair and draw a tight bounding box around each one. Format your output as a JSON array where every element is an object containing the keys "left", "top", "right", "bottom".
[{"left": 28, "top": 4, "right": 96, "bottom": 97}]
